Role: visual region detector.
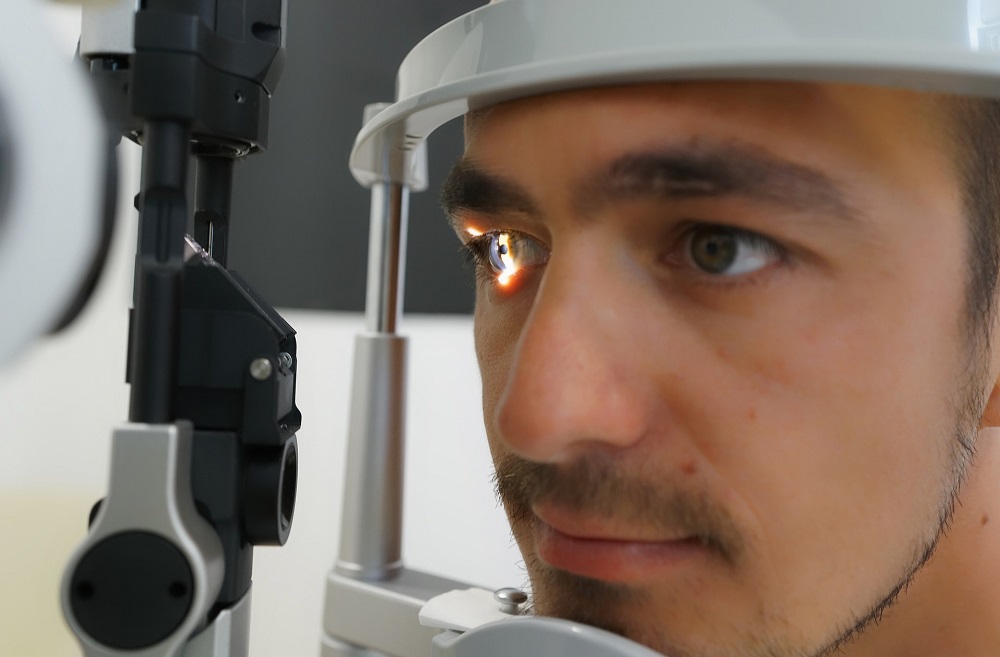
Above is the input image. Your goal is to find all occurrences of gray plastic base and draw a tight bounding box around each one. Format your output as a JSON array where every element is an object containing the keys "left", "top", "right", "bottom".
[
  {"left": 323, "top": 567, "right": 471, "bottom": 657},
  {"left": 433, "top": 617, "right": 664, "bottom": 657}
]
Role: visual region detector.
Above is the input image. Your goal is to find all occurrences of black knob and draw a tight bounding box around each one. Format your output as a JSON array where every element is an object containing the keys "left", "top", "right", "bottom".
[{"left": 70, "top": 531, "right": 194, "bottom": 650}]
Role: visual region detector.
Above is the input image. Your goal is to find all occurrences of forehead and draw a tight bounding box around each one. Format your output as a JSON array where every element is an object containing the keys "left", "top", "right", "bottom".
[{"left": 463, "top": 81, "right": 954, "bottom": 174}]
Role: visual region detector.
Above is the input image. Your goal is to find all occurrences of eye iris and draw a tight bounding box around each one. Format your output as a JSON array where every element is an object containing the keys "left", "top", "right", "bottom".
[
  {"left": 489, "top": 233, "right": 517, "bottom": 273},
  {"left": 690, "top": 230, "right": 737, "bottom": 274}
]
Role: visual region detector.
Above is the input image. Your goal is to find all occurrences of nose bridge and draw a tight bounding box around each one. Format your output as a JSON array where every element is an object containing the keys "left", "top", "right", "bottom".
[{"left": 495, "top": 241, "right": 650, "bottom": 462}]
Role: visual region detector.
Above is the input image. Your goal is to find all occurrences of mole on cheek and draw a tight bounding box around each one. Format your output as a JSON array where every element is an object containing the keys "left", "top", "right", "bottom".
[{"left": 681, "top": 461, "right": 698, "bottom": 476}]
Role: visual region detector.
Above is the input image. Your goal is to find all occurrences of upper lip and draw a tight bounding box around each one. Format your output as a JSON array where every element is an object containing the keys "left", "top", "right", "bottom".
[{"left": 533, "top": 503, "right": 692, "bottom": 543}]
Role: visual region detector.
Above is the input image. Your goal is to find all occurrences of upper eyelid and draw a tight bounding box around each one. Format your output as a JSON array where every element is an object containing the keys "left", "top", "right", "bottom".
[
  {"left": 462, "top": 226, "right": 547, "bottom": 247},
  {"left": 679, "top": 224, "right": 784, "bottom": 250},
  {"left": 674, "top": 221, "right": 786, "bottom": 250},
  {"left": 451, "top": 206, "right": 549, "bottom": 239}
]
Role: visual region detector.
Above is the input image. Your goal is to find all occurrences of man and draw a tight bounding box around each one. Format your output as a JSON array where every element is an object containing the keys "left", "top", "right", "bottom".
[{"left": 438, "top": 80, "right": 1000, "bottom": 654}]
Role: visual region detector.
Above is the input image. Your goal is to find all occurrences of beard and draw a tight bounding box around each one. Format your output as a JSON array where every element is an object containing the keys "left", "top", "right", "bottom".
[{"left": 492, "top": 414, "right": 979, "bottom": 657}]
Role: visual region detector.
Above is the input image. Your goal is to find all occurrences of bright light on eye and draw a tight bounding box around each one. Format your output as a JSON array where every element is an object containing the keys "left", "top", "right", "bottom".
[
  {"left": 490, "top": 232, "right": 530, "bottom": 286},
  {"left": 466, "top": 227, "right": 483, "bottom": 237},
  {"left": 497, "top": 233, "right": 516, "bottom": 271},
  {"left": 497, "top": 268, "right": 518, "bottom": 286}
]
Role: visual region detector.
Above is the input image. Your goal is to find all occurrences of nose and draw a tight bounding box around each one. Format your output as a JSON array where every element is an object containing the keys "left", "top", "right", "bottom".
[{"left": 494, "top": 241, "right": 653, "bottom": 464}]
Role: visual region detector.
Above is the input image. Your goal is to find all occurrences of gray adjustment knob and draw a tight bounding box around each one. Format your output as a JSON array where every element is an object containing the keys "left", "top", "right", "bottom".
[
  {"left": 494, "top": 587, "right": 528, "bottom": 615},
  {"left": 249, "top": 358, "right": 273, "bottom": 380}
]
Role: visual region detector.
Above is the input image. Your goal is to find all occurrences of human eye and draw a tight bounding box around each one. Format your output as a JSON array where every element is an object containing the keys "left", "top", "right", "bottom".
[
  {"left": 680, "top": 224, "right": 786, "bottom": 278},
  {"left": 462, "top": 229, "right": 549, "bottom": 287}
]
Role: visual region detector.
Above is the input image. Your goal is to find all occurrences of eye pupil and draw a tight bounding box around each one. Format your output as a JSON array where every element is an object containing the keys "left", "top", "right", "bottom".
[{"left": 690, "top": 230, "right": 737, "bottom": 274}]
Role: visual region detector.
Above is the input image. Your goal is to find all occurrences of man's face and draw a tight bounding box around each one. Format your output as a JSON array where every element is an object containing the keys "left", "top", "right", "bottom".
[{"left": 443, "top": 82, "right": 985, "bottom": 656}]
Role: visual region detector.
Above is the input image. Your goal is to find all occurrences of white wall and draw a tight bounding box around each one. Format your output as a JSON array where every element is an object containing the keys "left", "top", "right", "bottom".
[{"left": 0, "top": 5, "right": 522, "bottom": 656}]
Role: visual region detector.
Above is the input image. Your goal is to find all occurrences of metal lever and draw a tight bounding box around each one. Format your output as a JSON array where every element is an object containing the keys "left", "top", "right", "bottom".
[{"left": 62, "top": 422, "right": 224, "bottom": 657}]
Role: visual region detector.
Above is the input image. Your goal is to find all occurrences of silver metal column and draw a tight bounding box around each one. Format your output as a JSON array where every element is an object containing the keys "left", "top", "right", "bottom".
[
  {"left": 335, "top": 178, "right": 410, "bottom": 580},
  {"left": 322, "top": 103, "right": 463, "bottom": 657},
  {"left": 323, "top": 103, "right": 412, "bottom": 655},
  {"left": 364, "top": 181, "right": 409, "bottom": 335}
]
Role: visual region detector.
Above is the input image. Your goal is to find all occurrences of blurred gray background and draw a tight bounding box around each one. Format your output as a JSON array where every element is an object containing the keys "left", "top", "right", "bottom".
[{"left": 228, "top": 0, "right": 481, "bottom": 313}]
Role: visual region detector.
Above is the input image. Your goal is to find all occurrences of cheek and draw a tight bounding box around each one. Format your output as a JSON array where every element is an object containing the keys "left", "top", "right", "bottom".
[
  {"left": 473, "top": 288, "right": 534, "bottom": 446},
  {"left": 678, "top": 272, "right": 968, "bottom": 598}
]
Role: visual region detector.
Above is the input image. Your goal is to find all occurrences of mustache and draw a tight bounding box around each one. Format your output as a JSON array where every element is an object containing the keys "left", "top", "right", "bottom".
[{"left": 493, "top": 451, "right": 746, "bottom": 564}]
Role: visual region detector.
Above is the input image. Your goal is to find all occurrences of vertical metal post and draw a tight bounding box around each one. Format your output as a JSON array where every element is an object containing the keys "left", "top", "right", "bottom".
[
  {"left": 323, "top": 105, "right": 431, "bottom": 657},
  {"left": 335, "top": 178, "right": 410, "bottom": 581},
  {"left": 365, "top": 182, "right": 409, "bottom": 333}
]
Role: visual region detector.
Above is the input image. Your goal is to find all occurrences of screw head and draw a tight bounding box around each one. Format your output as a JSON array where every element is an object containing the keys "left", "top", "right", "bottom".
[
  {"left": 494, "top": 587, "right": 528, "bottom": 614},
  {"left": 278, "top": 352, "right": 294, "bottom": 371},
  {"left": 249, "top": 358, "right": 273, "bottom": 381}
]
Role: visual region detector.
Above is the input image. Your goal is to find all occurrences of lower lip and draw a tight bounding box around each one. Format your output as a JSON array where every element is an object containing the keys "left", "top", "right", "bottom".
[{"left": 534, "top": 519, "right": 708, "bottom": 583}]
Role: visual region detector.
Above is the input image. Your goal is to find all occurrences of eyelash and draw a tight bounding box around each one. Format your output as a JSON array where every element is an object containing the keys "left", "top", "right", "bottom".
[{"left": 459, "top": 238, "right": 488, "bottom": 276}]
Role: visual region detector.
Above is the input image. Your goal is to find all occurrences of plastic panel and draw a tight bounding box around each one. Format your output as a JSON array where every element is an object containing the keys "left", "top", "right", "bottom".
[
  {"left": 350, "top": 0, "right": 1000, "bottom": 188},
  {"left": 433, "top": 617, "right": 664, "bottom": 657}
]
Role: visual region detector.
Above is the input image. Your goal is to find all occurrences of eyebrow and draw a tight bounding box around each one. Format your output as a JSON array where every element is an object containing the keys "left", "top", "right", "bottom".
[
  {"left": 440, "top": 160, "right": 541, "bottom": 228},
  {"left": 440, "top": 138, "right": 856, "bottom": 227}
]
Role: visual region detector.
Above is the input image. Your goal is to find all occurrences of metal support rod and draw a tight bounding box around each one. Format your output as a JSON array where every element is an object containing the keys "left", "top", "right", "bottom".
[
  {"left": 128, "top": 119, "right": 190, "bottom": 423},
  {"left": 335, "top": 334, "right": 406, "bottom": 580},
  {"left": 334, "top": 178, "right": 411, "bottom": 581},
  {"left": 364, "top": 182, "right": 409, "bottom": 334},
  {"left": 194, "top": 156, "right": 234, "bottom": 266}
]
